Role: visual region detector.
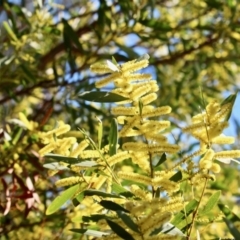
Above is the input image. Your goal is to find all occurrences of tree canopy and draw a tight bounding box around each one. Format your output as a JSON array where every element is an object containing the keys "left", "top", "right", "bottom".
[{"left": 0, "top": 0, "right": 240, "bottom": 239}]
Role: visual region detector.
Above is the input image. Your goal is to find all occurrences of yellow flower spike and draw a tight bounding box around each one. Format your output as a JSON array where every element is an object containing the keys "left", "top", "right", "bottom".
[
  {"left": 144, "top": 133, "right": 168, "bottom": 144},
  {"left": 111, "top": 106, "right": 139, "bottom": 116},
  {"left": 142, "top": 106, "right": 172, "bottom": 118},
  {"left": 212, "top": 135, "right": 235, "bottom": 144},
  {"left": 141, "top": 93, "right": 158, "bottom": 105},
  {"left": 55, "top": 176, "right": 83, "bottom": 187},
  {"left": 200, "top": 149, "right": 215, "bottom": 162},
  {"left": 127, "top": 73, "right": 152, "bottom": 82},
  {"left": 141, "top": 212, "right": 172, "bottom": 237},
  {"left": 130, "top": 152, "right": 150, "bottom": 173},
  {"left": 130, "top": 185, "right": 152, "bottom": 200},
  {"left": 80, "top": 150, "right": 101, "bottom": 159},
  {"left": 121, "top": 59, "right": 149, "bottom": 73},
  {"left": 107, "top": 151, "right": 131, "bottom": 166},
  {"left": 39, "top": 142, "right": 56, "bottom": 156},
  {"left": 130, "top": 84, "right": 152, "bottom": 101},
  {"left": 69, "top": 139, "right": 89, "bottom": 157},
  {"left": 44, "top": 122, "right": 71, "bottom": 138},
  {"left": 148, "top": 81, "right": 160, "bottom": 92},
  {"left": 140, "top": 120, "right": 171, "bottom": 132},
  {"left": 90, "top": 62, "right": 117, "bottom": 74},
  {"left": 95, "top": 72, "right": 120, "bottom": 88},
  {"left": 199, "top": 160, "right": 212, "bottom": 170},
  {"left": 207, "top": 122, "right": 229, "bottom": 140},
  {"left": 214, "top": 150, "right": 240, "bottom": 164},
  {"left": 210, "top": 163, "right": 221, "bottom": 173},
  {"left": 206, "top": 100, "right": 221, "bottom": 116},
  {"left": 152, "top": 178, "right": 180, "bottom": 192},
  {"left": 19, "top": 112, "right": 33, "bottom": 130},
  {"left": 118, "top": 171, "right": 152, "bottom": 186}
]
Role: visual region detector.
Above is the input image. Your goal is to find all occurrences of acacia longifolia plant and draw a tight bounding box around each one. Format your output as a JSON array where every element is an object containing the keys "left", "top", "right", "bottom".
[{"left": 37, "top": 55, "right": 240, "bottom": 240}]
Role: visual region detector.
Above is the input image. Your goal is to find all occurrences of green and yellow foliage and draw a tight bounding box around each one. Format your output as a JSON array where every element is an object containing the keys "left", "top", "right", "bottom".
[
  {"left": 37, "top": 56, "right": 240, "bottom": 239},
  {"left": 1, "top": 1, "right": 240, "bottom": 239}
]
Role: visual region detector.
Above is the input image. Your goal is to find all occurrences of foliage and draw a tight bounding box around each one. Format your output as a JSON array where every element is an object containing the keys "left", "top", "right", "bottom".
[{"left": 0, "top": 0, "right": 240, "bottom": 239}]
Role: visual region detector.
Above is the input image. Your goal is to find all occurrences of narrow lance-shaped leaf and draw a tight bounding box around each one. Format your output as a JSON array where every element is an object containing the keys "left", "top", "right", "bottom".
[
  {"left": 218, "top": 204, "right": 240, "bottom": 222},
  {"left": 106, "top": 219, "right": 135, "bottom": 240},
  {"left": 84, "top": 190, "right": 122, "bottom": 199},
  {"left": 78, "top": 91, "right": 128, "bottom": 103},
  {"left": 154, "top": 153, "right": 167, "bottom": 168},
  {"left": 3, "top": 21, "right": 18, "bottom": 41},
  {"left": 62, "top": 18, "right": 83, "bottom": 51},
  {"left": 96, "top": 117, "right": 103, "bottom": 149},
  {"left": 99, "top": 200, "right": 129, "bottom": 213},
  {"left": 171, "top": 199, "right": 198, "bottom": 228},
  {"left": 109, "top": 118, "right": 118, "bottom": 156},
  {"left": 221, "top": 93, "right": 237, "bottom": 121},
  {"left": 69, "top": 229, "right": 109, "bottom": 237},
  {"left": 169, "top": 171, "right": 182, "bottom": 182},
  {"left": 82, "top": 214, "right": 111, "bottom": 222},
  {"left": 111, "top": 182, "right": 135, "bottom": 198},
  {"left": 223, "top": 218, "right": 240, "bottom": 239},
  {"left": 46, "top": 183, "right": 82, "bottom": 215},
  {"left": 199, "top": 190, "right": 221, "bottom": 216},
  {"left": 117, "top": 211, "right": 140, "bottom": 233}
]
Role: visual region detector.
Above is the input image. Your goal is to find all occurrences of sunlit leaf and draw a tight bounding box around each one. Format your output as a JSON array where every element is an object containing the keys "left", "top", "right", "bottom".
[
  {"left": 69, "top": 228, "right": 109, "bottom": 237},
  {"left": 46, "top": 184, "right": 81, "bottom": 215},
  {"left": 199, "top": 191, "right": 221, "bottom": 216},
  {"left": 78, "top": 91, "right": 128, "bottom": 102}
]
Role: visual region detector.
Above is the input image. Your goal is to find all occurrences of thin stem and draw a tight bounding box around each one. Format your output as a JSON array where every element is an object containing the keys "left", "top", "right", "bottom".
[{"left": 187, "top": 177, "right": 208, "bottom": 239}]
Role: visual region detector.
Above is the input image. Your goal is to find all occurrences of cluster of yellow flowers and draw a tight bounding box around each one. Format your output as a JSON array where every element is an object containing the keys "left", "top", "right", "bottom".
[{"left": 38, "top": 55, "right": 240, "bottom": 239}]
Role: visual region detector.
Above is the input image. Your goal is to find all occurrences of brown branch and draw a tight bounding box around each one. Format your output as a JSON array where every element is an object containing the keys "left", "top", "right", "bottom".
[
  {"left": 38, "top": 20, "right": 98, "bottom": 70},
  {"left": 153, "top": 35, "right": 220, "bottom": 65}
]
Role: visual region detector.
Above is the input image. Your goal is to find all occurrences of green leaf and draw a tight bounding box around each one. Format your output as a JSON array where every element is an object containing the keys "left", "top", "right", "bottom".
[
  {"left": 3, "top": 21, "right": 18, "bottom": 41},
  {"left": 72, "top": 192, "right": 84, "bottom": 206},
  {"left": 99, "top": 200, "right": 129, "bottom": 213},
  {"left": 223, "top": 217, "right": 240, "bottom": 239},
  {"left": 12, "top": 127, "right": 23, "bottom": 145},
  {"left": 84, "top": 190, "right": 122, "bottom": 199},
  {"left": 111, "top": 182, "right": 135, "bottom": 198},
  {"left": 138, "top": 99, "right": 143, "bottom": 116},
  {"left": 69, "top": 229, "right": 109, "bottom": 237},
  {"left": 221, "top": 93, "right": 237, "bottom": 121},
  {"left": 109, "top": 118, "right": 118, "bottom": 156},
  {"left": 218, "top": 204, "right": 240, "bottom": 222},
  {"left": 171, "top": 199, "right": 198, "bottom": 228},
  {"left": 82, "top": 214, "right": 110, "bottom": 222},
  {"left": 199, "top": 191, "right": 221, "bottom": 216},
  {"left": 97, "top": 117, "right": 103, "bottom": 149},
  {"left": 106, "top": 219, "right": 135, "bottom": 240},
  {"left": 78, "top": 91, "right": 128, "bottom": 103},
  {"left": 116, "top": 43, "right": 139, "bottom": 59},
  {"left": 169, "top": 171, "right": 182, "bottom": 182},
  {"left": 154, "top": 153, "right": 167, "bottom": 168},
  {"left": 20, "top": 64, "right": 36, "bottom": 83},
  {"left": 44, "top": 154, "right": 79, "bottom": 163},
  {"left": 43, "top": 154, "right": 98, "bottom": 167},
  {"left": 62, "top": 18, "right": 83, "bottom": 52},
  {"left": 111, "top": 56, "right": 118, "bottom": 66},
  {"left": 46, "top": 184, "right": 81, "bottom": 215},
  {"left": 117, "top": 211, "right": 140, "bottom": 233}
]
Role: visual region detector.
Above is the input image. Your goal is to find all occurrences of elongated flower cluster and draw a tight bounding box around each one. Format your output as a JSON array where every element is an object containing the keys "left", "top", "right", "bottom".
[
  {"left": 38, "top": 56, "right": 240, "bottom": 239},
  {"left": 181, "top": 100, "right": 240, "bottom": 181},
  {"left": 91, "top": 56, "right": 180, "bottom": 176}
]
